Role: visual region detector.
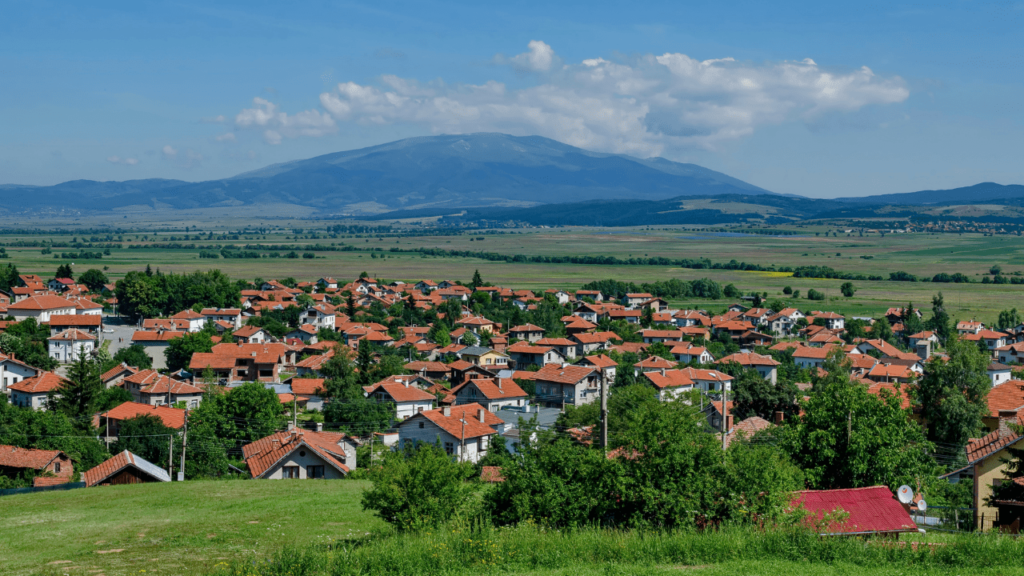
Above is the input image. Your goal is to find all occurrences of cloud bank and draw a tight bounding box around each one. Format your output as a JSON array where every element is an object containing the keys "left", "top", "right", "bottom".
[{"left": 230, "top": 42, "right": 909, "bottom": 156}]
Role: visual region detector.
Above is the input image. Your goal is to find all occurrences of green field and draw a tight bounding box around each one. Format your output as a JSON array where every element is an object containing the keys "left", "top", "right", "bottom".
[
  {"left": 0, "top": 479, "right": 380, "bottom": 576},
  {"left": 3, "top": 216, "right": 1023, "bottom": 323}
]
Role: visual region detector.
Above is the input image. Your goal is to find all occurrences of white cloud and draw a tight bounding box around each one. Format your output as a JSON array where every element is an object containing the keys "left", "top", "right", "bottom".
[
  {"left": 225, "top": 41, "right": 909, "bottom": 156},
  {"left": 234, "top": 97, "right": 336, "bottom": 144},
  {"left": 161, "top": 145, "right": 202, "bottom": 168},
  {"left": 162, "top": 145, "right": 178, "bottom": 159},
  {"left": 215, "top": 132, "right": 237, "bottom": 142},
  {"left": 106, "top": 156, "right": 139, "bottom": 165}
]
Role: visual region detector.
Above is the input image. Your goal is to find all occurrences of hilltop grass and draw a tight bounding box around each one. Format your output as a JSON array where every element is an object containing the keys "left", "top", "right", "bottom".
[
  {"left": 0, "top": 479, "right": 380, "bottom": 576},
  {"left": 213, "top": 522, "right": 1024, "bottom": 576}
]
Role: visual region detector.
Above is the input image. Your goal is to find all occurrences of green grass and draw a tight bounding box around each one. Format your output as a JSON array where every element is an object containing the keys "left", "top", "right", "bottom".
[{"left": 0, "top": 479, "right": 380, "bottom": 576}]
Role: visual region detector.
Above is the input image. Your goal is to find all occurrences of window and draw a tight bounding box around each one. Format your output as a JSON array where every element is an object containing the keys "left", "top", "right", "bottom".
[
  {"left": 283, "top": 466, "right": 300, "bottom": 479},
  {"left": 419, "top": 421, "right": 425, "bottom": 428},
  {"left": 259, "top": 369, "right": 273, "bottom": 378},
  {"left": 307, "top": 465, "right": 325, "bottom": 479},
  {"left": 54, "top": 463, "right": 61, "bottom": 473},
  {"left": 444, "top": 442, "right": 454, "bottom": 455}
]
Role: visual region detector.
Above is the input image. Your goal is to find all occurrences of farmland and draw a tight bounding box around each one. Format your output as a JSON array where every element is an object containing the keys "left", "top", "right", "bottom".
[{"left": 1, "top": 214, "right": 1023, "bottom": 322}]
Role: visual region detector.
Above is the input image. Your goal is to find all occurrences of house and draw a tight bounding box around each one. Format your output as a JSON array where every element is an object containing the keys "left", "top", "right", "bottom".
[
  {"left": 532, "top": 364, "right": 601, "bottom": 408},
  {"left": 285, "top": 324, "right": 319, "bottom": 344},
  {"left": 190, "top": 342, "right": 296, "bottom": 383},
  {"left": 908, "top": 331, "right": 938, "bottom": 349},
  {"left": 123, "top": 370, "right": 204, "bottom": 407},
  {"left": 886, "top": 307, "right": 922, "bottom": 325},
  {"left": 101, "top": 362, "right": 138, "bottom": 389},
  {"left": 396, "top": 403, "right": 501, "bottom": 463},
  {"left": 84, "top": 450, "right": 172, "bottom": 487},
  {"left": 47, "top": 277, "right": 76, "bottom": 292},
  {"left": 450, "top": 378, "right": 528, "bottom": 412},
  {"left": 793, "top": 345, "right": 838, "bottom": 370},
  {"left": 577, "top": 354, "right": 618, "bottom": 385},
  {"left": 508, "top": 324, "right": 545, "bottom": 343},
  {"left": 0, "top": 446, "right": 73, "bottom": 482},
  {"left": 724, "top": 416, "right": 774, "bottom": 448},
  {"left": 742, "top": 308, "right": 774, "bottom": 326},
  {"left": 957, "top": 320, "right": 985, "bottom": 335},
  {"left": 73, "top": 298, "right": 104, "bottom": 316},
  {"left": 989, "top": 363, "right": 1013, "bottom": 387},
  {"left": 608, "top": 309, "right": 642, "bottom": 324},
  {"left": 243, "top": 429, "right": 357, "bottom": 479},
  {"left": 201, "top": 308, "right": 243, "bottom": 330},
  {"left": 633, "top": 355, "right": 676, "bottom": 375},
  {"left": 808, "top": 311, "right": 845, "bottom": 331},
  {"left": 302, "top": 304, "right": 336, "bottom": 331},
  {"left": 949, "top": 411, "right": 1024, "bottom": 531},
  {"left": 856, "top": 339, "right": 904, "bottom": 358},
  {"left": 457, "top": 316, "right": 498, "bottom": 335},
  {"left": 48, "top": 314, "right": 102, "bottom": 338},
  {"left": 362, "top": 377, "right": 436, "bottom": 420},
  {"left": 717, "top": 353, "right": 780, "bottom": 384},
  {"left": 623, "top": 293, "right": 653, "bottom": 308},
  {"left": 575, "top": 289, "right": 603, "bottom": 302},
  {"left": 963, "top": 330, "right": 1008, "bottom": 352},
  {"left": 99, "top": 401, "right": 186, "bottom": 438},
  {"left": 233, "top": 325, "right": 270, "bottom": 344},
  {"left": 7, "top": 295, "right": 77, "bottom": 322},
  {"left": 643, "top": 367, "right": 733, "bottom": 399},
  {"left": 640, "top": 329, "right": 684, "bottom": 344},
  {"left": 134, "top": 330, "right": 187, "bottom": 370},
  {"left": 674, "top": 310, "right": 710, "bottom": 328},
  {"left": 318, "top": 277, "right": 339, "bottom": 290},
  {"left": 47, "top": 329, "right": 96, "bottom": 364},
  {"left": 996, "top": 342, "right": 1024, "bottom": 365},
  {"left": 865, "top": 363, "right": 916, "bottom": 384},
  {"left": 572, "top": 331, "right": 617, "bottom": 356},
  {"left": 9, "top": 372, "right": 67, "bottom": 410},
  {"left": 535, "top": 338, "right": 578, "bottom": 360},
  {"left": 545, "top": 289, "right": 571, "bottom": 305},
  {"left": 670, "top": 343, "right": 714, "bottom": 364},
  {"left": 170, "top": 309, "right": 207, "bottom": 332},
  {"left": 289, "top": 378, "right": 327, "bottom": 411},
  {"left": 506, "top": 342, "right": 564, "bottom": 368},
  {"left": 0, "top": 354, "right": 39, "bottom": 396},
  {"left": 458, "top": 346, "right": 510, "bottom": 369},
  {"left": 404, "top": 361, "right": 451, "bottom": 381},
  {"left": 414, "top": 280, "right": 438, "bottom": 292},
  {"left": 792, "top": 486, "right": 917, "bottom": 537}
]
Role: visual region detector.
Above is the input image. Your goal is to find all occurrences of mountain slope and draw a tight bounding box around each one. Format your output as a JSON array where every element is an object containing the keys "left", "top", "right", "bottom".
[
  {"left": 838, "top": 182, "right": 1024, "bottom": 206},
  {"left": 0, "top": 134, "right": 772, "bottom": 214}
]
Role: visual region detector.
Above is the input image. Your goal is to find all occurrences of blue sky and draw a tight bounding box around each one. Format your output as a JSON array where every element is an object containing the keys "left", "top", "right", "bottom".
[{"left": 1, "top": 0, "right": 1022, "bottom": 197}]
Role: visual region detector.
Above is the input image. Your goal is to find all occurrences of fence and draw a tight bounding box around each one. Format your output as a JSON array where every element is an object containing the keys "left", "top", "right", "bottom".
[
  {"left": 0, "top": 482, "right": 86, "bottom": 497},
  {"left": 912, "top": 505, "right": 977, "bottom": 532}
]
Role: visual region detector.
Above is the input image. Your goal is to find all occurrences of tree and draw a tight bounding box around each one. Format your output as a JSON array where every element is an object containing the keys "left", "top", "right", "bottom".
[
  {"left": 988, "top": 442, "right": 1024, "bottom": 507},
  {"left": 901, "top": 303, "right": 924, "bottom": 338},
  {"left": 997, "top": 308, "right": 1022, "bottom": 331},
  {"left": 916, "top": 336, "right": 990, "bottom": 452},
  {"left": 873, "top": 316, "right": 894, "bottom": 343},
  {"left": 110, "top": 415, "right": 175, "bottom": 466},
  {"left": 470, "top": 269, "right": 484, "bottom": 289},
  {"left": 782, "top": 286, "right": 793, "bottom": 295},
  {"left": 724, "top": 284, "right": 741, "bottom": 298},
  {"left": 111, "top": 344, "right": 153, "bottom": 370},
  {"left": 95, "top": 386, "right": 133, "bottom": 412},
  {"left": 55, "top": 263, "right": 73, "bottom": 280},
  {"left": 77, "top": 269, "right": 109, "bottom": 292},
  {"left": 840, "top": 282, "right": 856, "bottom": 298},
  {"left": 777, "top": 351, "right": 934, "bottom": 490},
  {"left": 927, "top": 292, "right": 953, "bottom": 342},
  {"left": 361, "top": 442, "right": 476, "bottom": 531},
  {"left": 48, "top": 355, "right": 103, "bottom": 419},
  {"left": 346, "top": 293, "right": 357, "bottom": 317},
  {"left": 729, "top": 367, "right": 799, "bottom": 421},
  {"left": 165, "top": 332, "right": 214, "bottom": 372}
]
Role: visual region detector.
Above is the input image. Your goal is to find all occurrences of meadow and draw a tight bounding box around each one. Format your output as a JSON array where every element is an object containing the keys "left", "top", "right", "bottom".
[
  {"left": 0, "top": 479, "right": 380, "bottom": 576},
  {"left": 3, "top": 215, "right": 1023, "bottom": 322}
]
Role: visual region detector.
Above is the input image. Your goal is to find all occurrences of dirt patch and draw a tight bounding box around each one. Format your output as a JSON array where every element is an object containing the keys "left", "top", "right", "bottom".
[{"left": 95, "top": 549, "right": 125, "bottom": 554}]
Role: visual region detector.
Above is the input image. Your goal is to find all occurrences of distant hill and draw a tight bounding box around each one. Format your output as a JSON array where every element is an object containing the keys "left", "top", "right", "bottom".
[
  {"left": 0, "top": 134, "right": 774, "bottom": 214},
  {"left": 838, "top": 182, "right": 1024, "bottom": 206}
]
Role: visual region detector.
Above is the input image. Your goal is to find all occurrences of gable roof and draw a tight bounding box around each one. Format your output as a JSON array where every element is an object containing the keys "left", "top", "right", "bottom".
[
  {"left": 451, "top": 378, "right": 527, "bottom": 400},
  {"left": 532, "top": 363, "right": 596, "bottom": 384},
  {"left": 84, "top": 450, "right": 171, "bottom": 487},
  {"left": 103, "top": 401, "right": 186, "bottom": 429},
  {"left": 48, "top": 314, "right": 102, "bottom": 326},
  {"left": 966, "top": 413, "right": 1024, "bottom": 464},
  {"left": 9, "top": 371, "right": 67, "bottom": 394},
  {"left": 404, "top": 403, "right": 500, "bottom": 439},
  {"left": 8, "top": 295, "right": 76, "bottom": 311},
  {"left": 242, "top": 430, "right": 352, "bottom": 478},
  {"left": 290, "top": 378, "right": 326, "bottom": 395},
  {"left": 0, "top": 445, "right": 64, "bottom": 471},
  {"left": 362, "top": 380, "right": 437, "bottom": 403},
  {"left": 124, "top": 370, "right": 203, "bottom": 396},
  {"left": 792, "top": 486, "right": 917, "bottom": 535}
]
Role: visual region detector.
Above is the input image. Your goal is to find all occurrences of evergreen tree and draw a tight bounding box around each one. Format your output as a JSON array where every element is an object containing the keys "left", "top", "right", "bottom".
[
  {"left": 927, "top": 292, "right": 953, "bottom": 342},
  {"left": 470, "top": 269, "right": 484, "bottom": 289},
  {"left": 346, "top": 293, "right": 357, "bottom": 317},
  {"left": 48, "top": 355, "right": 103, "bottom": 420},
  {"left": 916, "top": 336, "right": 990, "bottom": 452},
  {"left": 55, "top": 263, "right": 73, "bottom": 280}
]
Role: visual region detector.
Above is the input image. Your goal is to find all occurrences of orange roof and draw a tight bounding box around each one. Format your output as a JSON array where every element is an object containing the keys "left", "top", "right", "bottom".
[
  {"left": 103, "top": 401, "right": 186, "bottom": 428},
  {"left": 865, "top": 382, "right": 912, "bottom": 410},
  {"left": 48, "top": 314, "right": 101, "bottom": 326},
  {"left": 579, "top": 354, "right": 618, "bottom": 369},
  {"left": 533, "top": 363, "right": 596, "bottom": 384},
  {"left": 124, "top": 370, "right": 202, "bottom": 395},
  {"left": 242, "top": 430, "right": 352, "bottom": 478},
  {"left": 8, "top": 295, "right": 75, "bottom": 311},
  {"left": 84, "top": 450, "right": 170, "bottom": 487},
  {"left": 480, "top": 466, "right": 505, "bottom": 482},
  {"left": 867, "top": 364, "right": 914, "bottom": 379},
  {"left": 133, "top": 330, "right": 186, "bottom": 342},
  {"left": 172, "top": 309, "right": 205, "bottom": 319},
  {"left": 966, "top": 413, "right": 1024, "bottom": 464},
  {"left": 48, "top": 329, "right": 96, "bottom": 341},
  {"left": 0, "top": 445, "right": 64, "bottom": 470},
  {"left": 717, "top": 352, "right": 780, "bottom": 367},
  {"left": 451, "top": 378, "right": 527, "bottom": 400},
  {"left": 410, "top": 403, "right": 499, "bottom": 439},
  {"left": 986, "top": 380, "right": 1024, "bottom": 417},
  {"left": 573, "top": 331, "right": 617, "bottom": 344},
  {"left": 9, "top": 372, "right": 66, "bottom": 394},
  {"left": 725, "top": 416, "right": 773, "bottom": 447},
  {"left": 363, "top": 380, "right": 436, "bottom": 403},
  {"left": 101, "top": 363, "right": 138, "bottom": 383},
  {"left": 290, "top": 378, "right": 326, "bottom": 395},
  {"left": 634, "top": 356, "right": 675, "bottom": 369}
]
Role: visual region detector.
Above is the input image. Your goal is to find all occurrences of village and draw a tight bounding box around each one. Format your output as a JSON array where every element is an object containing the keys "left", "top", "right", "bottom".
[{"left": 2, "top": 267, "right": 1024, "bottom": 538}]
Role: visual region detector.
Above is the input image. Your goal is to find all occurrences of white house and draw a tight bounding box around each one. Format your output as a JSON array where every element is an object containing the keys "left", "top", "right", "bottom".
[
  {"left": 170, "top": 310, "right": 207, "bottom": 332},
  {"left": 362, "top": 378, "right": 436, "bottom": 420},
  {"left": 242, "top": 429, "right": 357, "bottom": 480},
  {"left": 450, "top": 378, "right": 528, "bottom": 412},
  {"left": 397, "top": 404, "right": 501, "bottom": 464},
  {"left": 302, "top": 304, "right": 336, "bottom": 330},
  {"left": 7, "top": 295, "right": 76, "bottom": 323},
  {"left": 201, "top": 308, "right": 243, "bottom": 330},
  {"left": 47, "top": 329, "right": 96, "bottom": 364},
  {"left": 0, "top": 355, "right": 38, "bottom": 396},
  {"left": 9, "top": 372, "right": 66, "bottom": 410}
]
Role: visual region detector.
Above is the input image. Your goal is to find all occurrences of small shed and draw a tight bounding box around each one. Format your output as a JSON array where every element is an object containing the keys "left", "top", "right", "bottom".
[
  {"left": 792, "top": 486, "right": 918, "bottom": 538},
  {"left": 83, "top": 450, "right": 171, "bottom": 487}
]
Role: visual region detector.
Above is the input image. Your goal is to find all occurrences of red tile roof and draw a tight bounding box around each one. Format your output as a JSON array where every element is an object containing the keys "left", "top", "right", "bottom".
[
  {"left": 84, "top": 450, "right": 171, "bottom": 486},
  {"left": 290, "top": 378, "right": 326, "bottom": 395},
  {"left": 103, "top": 401, "right": 186, "bottom": 429},
  {"left": 792, "top": 486, "right": 917, "bottom": 535},
  {"left": 0, "top": 445, "right": 64, "bottom": 470},
  {"left": 48, "top": 314, "right": 101, "bottom": 327},
  {"left": 409, "top": 403, "right": 499, "bottom": 439},
  {"left": 532, "top": 363, "right": 596, "bottom": 384},
  {"left": 480, "top": 466, "right": 505, "bottom": 483},
  {"left": 717, "top": 352, "right": 780, "bottom": 367},
  {"left": 124, "top": 370, "right": 203, "bottom": 395},
  {"left": 579, "top": 354, "right": 618, "bottom": 369},
  {"left": 986, "top": 380, "right": 1024, "bottom": 417},
  {"left": 966, "top": 414, "right": 1024, "bottom": 464},
  {"left": 8, "top": 295, "right": 76, "bottom": 311},
  {"left": 242, "top": 429, "right": 352, "bottom": 478},
  {"left": 362, "top": 380, "right": 437, "bottom": 403},
  {"left": 451, "top": 378, "right": 527, "bottom": 400},
  {"left": 48, "top": 329, "right": 96, "bottom": 341},
  {"left": 33, "top": 476, "right": 71, "bottom": 487},
  {"left": 9, "top": 371, "right": 67, "bottom": 394},
  {"left": 133, "top": 330, "right": 186, "bottom": 342}
]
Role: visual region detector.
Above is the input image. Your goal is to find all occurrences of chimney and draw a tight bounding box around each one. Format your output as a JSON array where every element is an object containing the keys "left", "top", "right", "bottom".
[
  {"left": 726, "top": 414, "right": 734, "bottom": 431},
  {"left": 774, "top": 411, "right": 784, "bottom": 424},
  {"left": 998, "top": 410, "right": 1019, "bottom": 439},
  {"left": 442, "top": 406, "right": 451, "bottom": 417},
  {"left": 287, "top": 421, "right": 295, "bottom": 431},
  {"left": 660, "top": 368, "right": 666, "bottom": 377},
  {"left": 315, "top": 422, "right": 323, "bottom": 432},
  {"left": 497, "top": 379, "right": 502, "bottom": 390},
  {"left": 478, "top": 408, "right": 486, "bottom": 423},
  {"left": 403, "top": 379, "right": 409, "bottom": 388}
]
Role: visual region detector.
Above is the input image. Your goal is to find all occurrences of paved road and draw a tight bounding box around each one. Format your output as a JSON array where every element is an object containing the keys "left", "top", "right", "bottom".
[{"left": 101, "top": 314, "right": 140, "bottom": 356}]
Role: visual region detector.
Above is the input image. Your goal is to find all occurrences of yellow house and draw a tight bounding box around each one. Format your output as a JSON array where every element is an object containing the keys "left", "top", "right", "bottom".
[
  {"left": 956, "top": 410, "right": 1024, "bottom": 531},
  {"left": 459, "top": 346, "right": 510, "bottom": 369}
]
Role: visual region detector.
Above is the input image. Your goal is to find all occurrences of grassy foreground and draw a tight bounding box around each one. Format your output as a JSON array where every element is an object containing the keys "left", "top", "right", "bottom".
[
  {"left": 0, "top": 479, "right": 380, "bottom": 576},
  {"left": 215, "top": 523, "right": 1024, "bottom": 576}
]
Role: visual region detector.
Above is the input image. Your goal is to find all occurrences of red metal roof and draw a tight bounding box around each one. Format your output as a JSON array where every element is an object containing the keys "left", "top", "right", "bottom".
[{"left": 792, "top": 486, "right": 917, "bottom": 535}]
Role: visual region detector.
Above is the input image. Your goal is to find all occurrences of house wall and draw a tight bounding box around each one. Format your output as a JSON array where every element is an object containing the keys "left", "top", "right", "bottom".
[
  {"left": 263, "top": 450, "right": 348, "bottom": 479},
  {"left": 394, "top": 400, "right": 434, "bottom": 420},
  {"left": 48, "top": 340, "right": 95, "bottom": 364},
  {"left": 974, "top": 438, "right": 1024, "bottom": 531},
  {"left": 398, "top": 419, "right": 490, "bottom": 463},
  {"left": 11, "top": 307, "right": 76, "bottom": 323},
  {"left": 11, "top": 391, "right": 51, "bottom": 410},
  {"left": 0, "top": 362, "right": 36, "bottom": 395},
  {"left": 139, "top": 391, "right": 202, "bottom": 408},
  {"left": 138, "top": 342, "right": 171, "bottom": 370}
]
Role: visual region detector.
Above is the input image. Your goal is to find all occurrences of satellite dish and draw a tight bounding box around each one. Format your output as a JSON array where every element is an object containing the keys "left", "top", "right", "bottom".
[
  {"left": 917, "top": 499, "right": 927, "bottom": 512},
  {"left": 897, "top": 485, "right": 914, "bottom": 504}
]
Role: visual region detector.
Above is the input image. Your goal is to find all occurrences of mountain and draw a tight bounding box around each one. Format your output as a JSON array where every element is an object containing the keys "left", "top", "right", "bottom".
[
  {"left": 838, "top": 182, "right": 1024, "bottom": 206},
  {"left": 0, "top": 134, "right": 773, "bottom": 214}
]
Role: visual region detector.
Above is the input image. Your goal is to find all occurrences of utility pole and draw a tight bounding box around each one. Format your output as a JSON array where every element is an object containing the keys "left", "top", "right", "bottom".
[
  {"left": 721, "top": 384, "right": 728, "bottom": 452},
  {"left": 460, "top": 417, "right": 466, "bottom": 463},
  {"left": 168, "top": 434, "right": 174, "bottom": 478},
  {"left": 600, "top": 374, "right": 608, "bottom": 454},
  {"left": 178, "top": 410, "right": 188, "bottom": 481}
]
